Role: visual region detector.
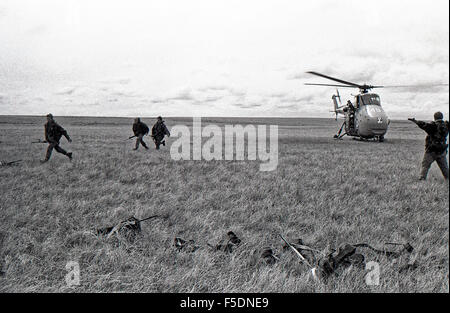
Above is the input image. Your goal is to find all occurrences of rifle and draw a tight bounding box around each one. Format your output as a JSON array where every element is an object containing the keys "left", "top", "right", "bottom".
[
  {"left": 279, "top": 234, "right": 314, "bottom": 268},
  {"left": 280, "top": 234, "right": 318, "bottom": 280},
  {"left": 0, "top": 159, "right": 22, "bottom": 166},
  {"left": 408, "top": 118, "right": 418, "bottom": 124},
  {"left": 138, "top": 215, "right": 160, "bottom": 223},
  {"left": 32, "top": 139, "right": 48, "bottom": 144},
  {"left": 127, "top": 135, "right": 136, "bottom": 140}
]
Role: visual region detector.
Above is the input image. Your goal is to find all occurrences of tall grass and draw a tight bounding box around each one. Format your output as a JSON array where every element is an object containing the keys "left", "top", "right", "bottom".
[{"left": 0, "top": 116, "right": 448, "bottom": 292}]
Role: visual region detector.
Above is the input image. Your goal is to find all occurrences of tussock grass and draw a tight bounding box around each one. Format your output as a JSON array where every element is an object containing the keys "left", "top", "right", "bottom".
[{"left": 0, "top": 116, "right": 448, "bottom": 292}]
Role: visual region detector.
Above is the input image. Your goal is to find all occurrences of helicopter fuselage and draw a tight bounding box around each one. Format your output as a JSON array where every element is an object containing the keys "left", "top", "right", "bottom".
[
  {"left": 352, "top": 93, "right": 389, "bottom": 138},
  {"left": 334, "top": 93, "right": 389, "bottom": 140}
]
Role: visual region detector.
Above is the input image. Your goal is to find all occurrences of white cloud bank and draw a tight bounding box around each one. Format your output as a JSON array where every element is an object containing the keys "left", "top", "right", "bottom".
[{"left": 0, "top": 0, "right": 448, "bottom": 119}]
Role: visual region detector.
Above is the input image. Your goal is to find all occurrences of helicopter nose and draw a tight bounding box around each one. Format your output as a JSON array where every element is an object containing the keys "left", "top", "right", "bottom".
[{"left": 369, "top": 114, "right": 389, "bottom": 131}]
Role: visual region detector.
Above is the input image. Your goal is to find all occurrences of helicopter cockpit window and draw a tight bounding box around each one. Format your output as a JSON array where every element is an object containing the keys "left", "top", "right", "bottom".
[{"left": 361, "top": 94, "right": 381, "bottom": 106}]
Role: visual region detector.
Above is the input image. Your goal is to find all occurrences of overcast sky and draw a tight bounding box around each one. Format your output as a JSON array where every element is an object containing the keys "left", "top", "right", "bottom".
[{"left": 0, "top": 0, "right": 448, "bottom": 119}]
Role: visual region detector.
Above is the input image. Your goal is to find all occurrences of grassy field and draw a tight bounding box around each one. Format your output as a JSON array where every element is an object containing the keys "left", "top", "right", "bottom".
[{"left": 0, "top": 115, "right": 448, "bottom": 293}]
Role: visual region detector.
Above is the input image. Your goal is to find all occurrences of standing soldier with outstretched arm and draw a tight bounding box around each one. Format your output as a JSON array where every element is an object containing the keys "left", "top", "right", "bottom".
[
  {"left": 408, "top": 111, "right": 449, "bottom": 181},
  {"left": 41, "top": 114, "right": 72, "bottom": 163},
  {"left": 151, "top": 116, "right": 170, "bottom": 150},
  {"left": 132, "top": 118, "right": 150, "bottom": 150}
]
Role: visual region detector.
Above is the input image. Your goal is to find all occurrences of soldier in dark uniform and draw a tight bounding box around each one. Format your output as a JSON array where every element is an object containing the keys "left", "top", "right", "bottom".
[
  {"left": 151, "top": 116, "right": 170, "bottom": 150},
  {"left": 409, "top": 112, "right": 449, "bottom": 181},
  {"left": 132, "top": 118, "right": 149, "bottom": 150},
  {"left": 41, "top": 114, "right": 72, "bottom": 163},
  {"left": 347, "top": 100, "right": 356, "bottom": 131}
]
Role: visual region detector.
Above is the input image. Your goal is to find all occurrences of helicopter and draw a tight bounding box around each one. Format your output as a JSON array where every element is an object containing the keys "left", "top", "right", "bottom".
[
  {"left": 305, "top": 71, "right": 449, "bottom": 142},
  {"left": 305, "top": 71, "right": 390, "bottom": 142}
]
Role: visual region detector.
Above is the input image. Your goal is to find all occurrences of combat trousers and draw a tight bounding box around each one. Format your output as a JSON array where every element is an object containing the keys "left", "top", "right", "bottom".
[
  {"left": 420, "top": 151, "right": 449, "bottom": 180},
  {"left": 45, "top": 141, "right": 68, "bottom": 160},
  {"left": 153, "top": 134, "right": 165, "bottom": 149},
  {"left": 135, "top": 134, "right": 148, "bottom": 150}
]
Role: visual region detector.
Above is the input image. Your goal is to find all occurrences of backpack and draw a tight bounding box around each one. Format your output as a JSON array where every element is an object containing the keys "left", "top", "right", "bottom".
[{"left": 429, "top": 120, "right": 449, "bottom": 153}]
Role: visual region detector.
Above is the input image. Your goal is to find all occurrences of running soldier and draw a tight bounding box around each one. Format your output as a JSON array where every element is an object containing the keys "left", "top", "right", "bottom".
[
  {"left": 409, "top": 112, "right": 449, "bottom": 181},
  {"left": 151, "top": 116, "right": 170, "bottom": 149},
  {"left": 41, "top": 114, "right": 72, "bottom": 163},
  {"left": 132, "top": 118, "right": 150, "bottom": 150}
]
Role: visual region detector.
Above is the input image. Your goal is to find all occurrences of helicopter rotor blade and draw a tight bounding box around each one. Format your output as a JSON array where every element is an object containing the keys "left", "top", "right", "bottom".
[
  {"left": 304, "top": 83, "right": 356, "bottom": 88},
  {"left": 381, "top": 83, "right": 449, "bottom": 88},
  {"left": 306, "top": 71, "right": 361, "bottom": 88}
]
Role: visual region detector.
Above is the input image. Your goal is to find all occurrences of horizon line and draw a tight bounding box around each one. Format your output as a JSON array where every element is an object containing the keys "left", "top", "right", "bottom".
[{"left": 0, "top": 114, "right": 436, "bottom": 122}]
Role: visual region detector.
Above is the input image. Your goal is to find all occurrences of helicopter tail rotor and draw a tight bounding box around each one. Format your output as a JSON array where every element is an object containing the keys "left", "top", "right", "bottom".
[{"left": 331, "top": 90, "right": 341, "bottom": 121}]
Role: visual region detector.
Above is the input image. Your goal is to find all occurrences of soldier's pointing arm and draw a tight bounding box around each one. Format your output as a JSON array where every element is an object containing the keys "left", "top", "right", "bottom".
[{"left": 415, "top": 120, "right": 434, "bottom": 133}]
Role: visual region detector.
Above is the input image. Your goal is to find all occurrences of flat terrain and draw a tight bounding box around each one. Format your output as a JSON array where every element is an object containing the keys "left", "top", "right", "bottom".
[{"left": 0, "top": 116, "right": 448, "bottom": 292}]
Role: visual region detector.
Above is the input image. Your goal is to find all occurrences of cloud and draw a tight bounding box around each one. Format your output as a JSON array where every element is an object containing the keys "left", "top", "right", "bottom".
[
  {"left": 281, "top": 95, "right": 309, "bottom": 104},
  {"left": 54, "top": 86, "right": 77, "bottom": 95},
  {"left": 230, "top": 88, "right": 246, "bottom": 97},
  {"left": 25, "top": 24, "right": 47, "bottom": 36},
  {"left": 383, "top": 84, "right": 449, "bottom": 94},
  {"left": 350, "top": 70, "right": 378, "bottom": 85},
  {"left": 167, "top": 89, "right": 194, "bottom": 101},
  {"left": 110, "top": 90, "right": 139, "bottom": 98},
  {"left": 156, "top": 86, "right": 248, "bottom": 106},
  {"left": 1, "top": 0, "right": 448, "bottom": 118},
  {"left": 0, "top": 6, "right": 6, "bottom": 19},
  {"left": 198, "top": 85, "right": 230, "bottom": 92},
  {"left": 268, "top": 92, "right": 288, "bottom": 98},
  {"left": 198, "top": 85, "right": 246, "bottom": 97},
  {"left": 78, "top": 101, "right": 102, "bottom": 107},
  {"left": 0, "top": 92, "right": 6, "bottom": 105},
  {"left": 275, "top": 104, "right": 298, "bottom": 110},
  {"left": 233, "top": 102, "right": 262, "bottom": 109},
  {"left": 287, "top": 72, "right": 311, "bottom": 80},
  {"left": 100, "top": 78, "right": 131, "bottom": 85},
  {"left": 203, "top": 95, "right": 223, "bottom": 102}
]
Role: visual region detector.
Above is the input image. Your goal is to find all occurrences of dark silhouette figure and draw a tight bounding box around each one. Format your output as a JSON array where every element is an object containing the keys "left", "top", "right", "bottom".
[{"left": 41, "top": 114, "right": 72, "bottom": 163}]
